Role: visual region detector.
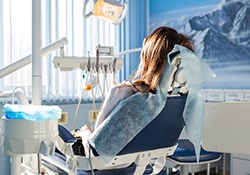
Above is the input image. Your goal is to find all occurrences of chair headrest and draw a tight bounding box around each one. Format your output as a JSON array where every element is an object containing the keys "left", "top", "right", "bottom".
[{"left": 168, "top": 52, "right": 188, "bottom": 95}]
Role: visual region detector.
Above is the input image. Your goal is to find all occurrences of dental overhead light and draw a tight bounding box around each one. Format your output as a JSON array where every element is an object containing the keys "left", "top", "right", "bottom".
[{"left": 83, "top": 0, "right": 128, "bottom": 25}]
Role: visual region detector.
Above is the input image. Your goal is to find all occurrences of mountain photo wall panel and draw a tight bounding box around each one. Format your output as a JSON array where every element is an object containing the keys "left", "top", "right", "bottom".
[{"left": 149, "top": 0, "right": 250, "bottom": 89}]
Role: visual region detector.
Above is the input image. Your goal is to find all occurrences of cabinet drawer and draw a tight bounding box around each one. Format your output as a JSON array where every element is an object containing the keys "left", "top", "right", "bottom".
[{"left": 232, "top": 158, "right": 250, "bottom": 175}]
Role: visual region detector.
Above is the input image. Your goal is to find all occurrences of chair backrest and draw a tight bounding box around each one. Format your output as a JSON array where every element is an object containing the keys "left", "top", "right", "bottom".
[
  {"left": 117, "top": 52, "right": 187, "bottom": 155},
  {"left": 118, "top": 94, "right": 187, "bottom": 155},
  {"left": 90, "top": 52, "right": 188, "bottom": 156}
]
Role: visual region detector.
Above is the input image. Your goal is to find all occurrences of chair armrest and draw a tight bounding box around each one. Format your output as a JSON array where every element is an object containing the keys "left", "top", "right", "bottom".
[{"left": 58, "top": 124, "right": 77, "bottom": 143}]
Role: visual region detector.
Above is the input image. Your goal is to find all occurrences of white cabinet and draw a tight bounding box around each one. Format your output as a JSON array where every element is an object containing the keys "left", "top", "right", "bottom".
[{"left": 231, "top": 154, "right": 250, "bottom": 175}]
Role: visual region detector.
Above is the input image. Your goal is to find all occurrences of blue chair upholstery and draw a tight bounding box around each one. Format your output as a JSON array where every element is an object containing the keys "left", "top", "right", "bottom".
[
  {"left": 113, "top": 94, "right": 187, "bottom": 155},
  {"left": 169, "top": 139, "right": 221, "bottom": 163},
  {"left": 42, "top": 94, "right": 187, "bottom": 175},
  {"left": 58, "top": 124, "right": 77, "bottom": 143},
  {"left": 167, "top": 139, "right": 222, "bottom": 175}
]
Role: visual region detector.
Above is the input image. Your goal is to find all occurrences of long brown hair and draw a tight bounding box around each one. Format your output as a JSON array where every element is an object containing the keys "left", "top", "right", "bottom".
[{"left": 132, "top": 26, "right": 194, "bottom": 93}]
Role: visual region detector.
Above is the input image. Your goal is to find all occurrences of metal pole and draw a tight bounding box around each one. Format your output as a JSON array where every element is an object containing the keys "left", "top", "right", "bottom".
[
  {"left": 10, "top": 156, "right": 21, "bottom": 175},
  {"left": 32, "top": 0, "right": 42, "bottom": 105},
  {"left": 32, "top": 1, "right": 42, "bottom": 174}
]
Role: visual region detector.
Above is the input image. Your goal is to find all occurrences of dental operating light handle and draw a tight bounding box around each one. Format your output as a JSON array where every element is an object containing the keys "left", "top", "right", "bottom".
[
  {"left": 0, "top": 37, "right": 68, "bottom": 78},
  {"left": 82, "top": 0, "right": 94, "bottom": 18},
  {"left": 113, "top": 2, "right": 128, "bottom": 25}
]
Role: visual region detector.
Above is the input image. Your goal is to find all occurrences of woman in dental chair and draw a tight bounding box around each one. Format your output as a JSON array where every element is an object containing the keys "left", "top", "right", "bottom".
[{"left": 73, "top": 26, "right": 195, "bottom": 159}]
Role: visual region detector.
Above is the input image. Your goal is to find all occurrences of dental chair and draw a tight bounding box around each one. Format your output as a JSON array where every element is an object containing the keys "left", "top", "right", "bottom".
[
  {"left": 41, "top": 45, "right": 214, "bottom": 175},
  {"left": 42, "top": 93, "right": 187, "bottom": 175},
  {"left": 41, "top": 50, "right": 191, "bottom": 175}
]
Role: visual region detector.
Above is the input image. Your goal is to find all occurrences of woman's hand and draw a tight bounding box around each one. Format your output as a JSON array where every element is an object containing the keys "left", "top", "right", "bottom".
[
  {"left": 79, "top": 124, "right": 93, "bottom": 145},
  {"left": 80, "top": 124, "right": 93, "bottom": 133}
]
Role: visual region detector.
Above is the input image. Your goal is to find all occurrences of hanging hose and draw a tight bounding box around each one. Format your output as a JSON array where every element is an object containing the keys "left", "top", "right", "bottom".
[
  {"left": 112, "top": 57, "right": 117, "bottom": 84},
  {"left": 103, "top": 65, "right": 109, "bottom": 96},
  {"left": 88, "top": 141, "right": 96, "bottom": 175},
  {"left": 72, "top": 84, "right": 85, "bottom": 130},
  {"left": 4, "top": 87, "right": 28, "bottom": 105}
]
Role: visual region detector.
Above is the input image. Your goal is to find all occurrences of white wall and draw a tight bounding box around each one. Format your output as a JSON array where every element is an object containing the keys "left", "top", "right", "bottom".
[{"left": 58, "top": 102, "right": 101, "bottom": 130}]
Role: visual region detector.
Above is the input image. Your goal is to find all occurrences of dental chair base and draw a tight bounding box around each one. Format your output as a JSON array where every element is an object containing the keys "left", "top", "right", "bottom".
[{"left": 42, "top": 145, "right": 177, "bottom": 175}]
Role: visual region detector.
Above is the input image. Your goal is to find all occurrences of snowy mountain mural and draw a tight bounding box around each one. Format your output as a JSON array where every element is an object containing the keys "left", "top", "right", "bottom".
[{"left": 149, "top": 0, "right": 250, "bottom": 89}]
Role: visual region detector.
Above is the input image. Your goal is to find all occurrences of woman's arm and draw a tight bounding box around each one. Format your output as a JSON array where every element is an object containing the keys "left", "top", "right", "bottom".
[
  {"left": 94, "top": 83, "right": 134, "bottom": 128},
  {"left": 77, "top": 124, "right": 93, "bottom": 157},
  {"left": 79, "top": 83, "right": 134, "bottom": 157}
]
